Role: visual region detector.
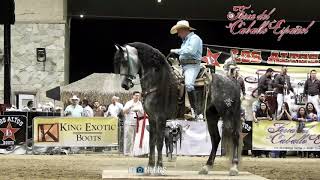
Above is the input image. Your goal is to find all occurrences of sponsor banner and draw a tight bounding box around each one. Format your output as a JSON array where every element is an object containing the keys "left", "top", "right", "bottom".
[
  {"left": 0, "top": 115, "right": 27, "bottom": 146},
  {"left": 33, "top": 117, "right": 118, "bottom": 147},
  {"left": 205, "top": 45, "right": 320, "bottom": 67},
  {"left": 253, "top": 120, "right": 320, "bottom": 151}
]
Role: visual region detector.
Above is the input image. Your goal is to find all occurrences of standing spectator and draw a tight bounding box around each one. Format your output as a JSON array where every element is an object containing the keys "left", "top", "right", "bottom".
[
  {"left": 258, "top": 68, "right": 274, "bottom": 95},
  {"left": 123, "top": 91, "right": 144, "bottom": 156},
  {"left": 106, "top": 96, "right": 123, "bottom": 118},
  {"left": 93, "top": 101, "right": 104, "bottom": 117},
  {"left": 82, "top": 99, "right": 94, "bottom": 117},
  {"left": 234, "top": 67, "right": 246, "bottom": 98},
  {"left": 277, "top": 102, "right": 292, "bottom": 121},
  {"left": 304, "top": 70, "right": 320, "bottom": 113},
  {"left": 64, "top": 95, "right": 83, "bottom": 117},
  {"left": 274, "top": 66, "right": 295, "bottom": 113}
]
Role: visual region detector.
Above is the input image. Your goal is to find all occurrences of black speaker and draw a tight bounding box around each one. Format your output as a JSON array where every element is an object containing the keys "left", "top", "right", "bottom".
[{"left": 0, "top": 0, "right": 15, "bottom": 24}]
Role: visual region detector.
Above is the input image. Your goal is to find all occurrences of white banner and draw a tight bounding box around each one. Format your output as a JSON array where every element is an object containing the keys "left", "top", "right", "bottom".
[{"left": 164, "top": 120, "right": 222, "bottom": 156}]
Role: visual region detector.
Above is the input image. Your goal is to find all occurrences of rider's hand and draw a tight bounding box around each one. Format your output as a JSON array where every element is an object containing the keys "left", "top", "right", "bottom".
[{"left": 170, "top": 49, "right": 179, "bottom": 54}]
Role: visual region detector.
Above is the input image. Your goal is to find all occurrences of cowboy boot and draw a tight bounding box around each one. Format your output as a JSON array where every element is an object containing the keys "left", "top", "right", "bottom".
[{"left": 188, "top": 91, "right": 199, "bottom": 119}]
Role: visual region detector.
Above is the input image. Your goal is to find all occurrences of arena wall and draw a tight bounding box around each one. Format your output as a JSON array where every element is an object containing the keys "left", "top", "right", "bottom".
[{"left": 0, "top": 0, "right": 67, "bottom": 107}]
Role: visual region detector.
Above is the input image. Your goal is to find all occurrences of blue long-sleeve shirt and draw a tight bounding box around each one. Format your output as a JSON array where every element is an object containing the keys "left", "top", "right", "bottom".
[{"left": 174, "top": 32, "right": 203, "bottom": 61}]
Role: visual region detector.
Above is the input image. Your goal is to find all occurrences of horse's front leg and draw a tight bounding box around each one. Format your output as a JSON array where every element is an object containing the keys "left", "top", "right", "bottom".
[
  {"left": 229, "top": 130, "right": 240, "bottom": 176},
  {"left": 156, "top": 121, "right": 166, "bottom": 168},
  {"left": 148, "top": 121, "right": 156, "bottom": 167}
]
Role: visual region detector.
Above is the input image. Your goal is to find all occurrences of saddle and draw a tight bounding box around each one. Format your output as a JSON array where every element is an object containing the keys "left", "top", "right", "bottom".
[{"left": 170, "top": 60, "right": 213, "bottom": 119}]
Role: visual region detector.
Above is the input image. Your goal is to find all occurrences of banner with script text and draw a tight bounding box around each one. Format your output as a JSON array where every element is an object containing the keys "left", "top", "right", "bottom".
[
  {"left": 253, "top": 120, "right": 320, "bottom": 151},
  {"left": 33, "top": 117, "right": 118, "bottom": 147}
]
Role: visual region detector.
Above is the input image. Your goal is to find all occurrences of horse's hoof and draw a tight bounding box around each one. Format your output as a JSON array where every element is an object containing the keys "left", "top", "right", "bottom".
[
  {"left": 198, "top": 165, "right": 209, "bottom": 175},
  {"left": 229, "top": 167, "right": 239, "bottom": 176}
]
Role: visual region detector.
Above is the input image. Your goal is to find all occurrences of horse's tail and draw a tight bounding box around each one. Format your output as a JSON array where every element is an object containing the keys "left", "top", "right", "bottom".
[{"left": 222, "top": 97, "right": 243, "bottom": 165}]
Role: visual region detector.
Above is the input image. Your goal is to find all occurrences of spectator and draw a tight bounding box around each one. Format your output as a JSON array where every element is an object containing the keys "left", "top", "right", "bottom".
[
  {"left": 277, "top": 102, "right": 292, "bottom": 120},
  {"left": 253, "top": 102, "right": 272, "bottom": 123},
  {"left": 252, "top": 93, "right": 266, "bottom": 121},
  {"left": 303, "top": 70, "right": 320, "bottom": 113},
  {"left": 22, "top": 100, "right": 34, "bottom": 111},
  {"left": 93, "top": 101, "right": 104, "bottom": 117},
  {"left": 82, "top": 99, "right": 94, "bottom": 117},
  {"left": 123, "top": 91, "right": 144, "bottom": 156},
  {"left": 293, "top": 107, "right": 312, "bottom": 135},
  {"left": 305, "top": 102, "right": 318, "bottom": 121},
  {"left": 293, "top": 107, "right": 312, "bottom": 122},
  {"left": 274, "top": 66, "right": 295, "bottom": 113},
  {"left": 276, "top": 102, "right": 292, "bottom": 158},
  {"left": 234, "top": 67, "right": 246, "bottom": 98},
  {"left": 106, "top": 96, "right": 123, "bottom": 118},
  {"left": 64, "top": 95, "right": 83, "bottom": 117},
  {"left": 258, "top": 68, "right": 274, "bottom": 95},
  {"left": 253, "top": 102, "right": 272, "bottom": 158}
]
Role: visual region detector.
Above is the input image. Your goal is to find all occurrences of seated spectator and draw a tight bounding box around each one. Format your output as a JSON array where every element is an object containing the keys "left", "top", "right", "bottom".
[
  {"left": 252, "top": 102, "right": 272, "bottom": 158},
  {"left": 252, "top": 93, "right": 266, "bottom": 121},
  {"left": 293, "top": 107, "right": 312, "bottom": 134},
  {"left": 306, "top": 102, "right": 318, "bottom": 121},
  {"left": 253, "top": 102, "right": 272, "bottom": 123},
  {"left": 277, "top": 102, "right": 292, "bottom": 120},
  {"left": 292, "top": 107, "right": 312, "bottom": 122}
]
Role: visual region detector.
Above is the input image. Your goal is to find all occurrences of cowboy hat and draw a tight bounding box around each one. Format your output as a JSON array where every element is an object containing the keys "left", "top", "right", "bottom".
[
  {"left": 170, "top": 20, "right": 196, "bottom": 34},
  {"left": 70, "top": 95, "right": 80, "bottom": 101}
]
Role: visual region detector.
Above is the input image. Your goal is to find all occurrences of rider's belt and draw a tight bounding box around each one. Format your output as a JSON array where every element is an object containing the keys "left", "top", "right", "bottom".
[{"left": 180, "top": 59, "right": 199, "bottom": 65}]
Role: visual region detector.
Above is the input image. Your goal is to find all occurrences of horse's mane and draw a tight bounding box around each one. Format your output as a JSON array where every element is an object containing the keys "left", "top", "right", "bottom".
[{"left": 128, "top": 42, "right": 170, "bottom": 70}]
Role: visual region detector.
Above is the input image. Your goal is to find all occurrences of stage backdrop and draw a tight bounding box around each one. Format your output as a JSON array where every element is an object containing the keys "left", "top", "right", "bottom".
[{"left": 33, "top": 117, "right": 118, "bottom": 147}]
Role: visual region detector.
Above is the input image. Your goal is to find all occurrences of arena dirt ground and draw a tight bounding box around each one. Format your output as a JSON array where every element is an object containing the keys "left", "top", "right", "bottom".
[{"left": 0, "top": 154, "right": 319, "bottom": 180}]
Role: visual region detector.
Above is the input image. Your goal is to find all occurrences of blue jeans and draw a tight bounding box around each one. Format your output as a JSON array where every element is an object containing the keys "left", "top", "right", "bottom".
[{"left": 183, "top": 63, "right": 201, "bottom": 92}]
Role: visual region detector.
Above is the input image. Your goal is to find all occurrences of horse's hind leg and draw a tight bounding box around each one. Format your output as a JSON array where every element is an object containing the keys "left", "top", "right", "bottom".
[{"left": 199, "top": 110, "right": 220, "bottom": 175}]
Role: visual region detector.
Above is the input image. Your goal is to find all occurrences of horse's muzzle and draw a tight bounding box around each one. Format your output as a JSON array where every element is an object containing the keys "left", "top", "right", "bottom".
[{"left": 121, "top": 77, "right": 134, "bottom": 90}]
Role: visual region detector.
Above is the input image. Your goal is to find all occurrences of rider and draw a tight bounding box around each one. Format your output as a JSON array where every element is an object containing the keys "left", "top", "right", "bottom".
[{"left": 170, "top": 20, "right": 203, "bottom": 119}]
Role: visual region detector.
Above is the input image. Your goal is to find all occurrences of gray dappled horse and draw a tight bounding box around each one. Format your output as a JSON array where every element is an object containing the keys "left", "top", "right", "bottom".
[{"left": 114, "top": 42, "right": 242, "bottom": 175}]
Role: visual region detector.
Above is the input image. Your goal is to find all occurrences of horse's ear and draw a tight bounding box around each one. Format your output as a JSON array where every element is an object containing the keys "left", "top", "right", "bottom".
[
  {"left": 115, "top": 44, "right": 120, "bottom": 51},
  {"left": 115, "top": 44, "right": 122, "bottom": 52},
  {"left": 115, "top": 44, "right": 125, "bottom": 54}
]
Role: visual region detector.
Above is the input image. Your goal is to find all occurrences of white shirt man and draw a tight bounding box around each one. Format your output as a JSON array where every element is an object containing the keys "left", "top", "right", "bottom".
[
  {"left": 82, "top": 99, "right": 94, "bottom": 117},
  {"left": 106, "top": 96, "right": 123, "bottom": 118},
  {"left": 64, "top": 95, "right": 83, "bottom": 117},
  {"left": 122, "top": 91, "right": 144, "bottom": 155}
]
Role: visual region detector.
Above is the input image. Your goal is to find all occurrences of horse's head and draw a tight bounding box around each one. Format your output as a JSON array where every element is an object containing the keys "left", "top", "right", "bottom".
[{"left": 114, "top": 44, "right": 141, "bottom": 90}]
